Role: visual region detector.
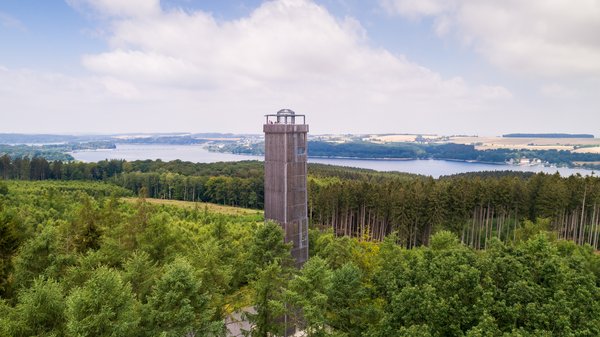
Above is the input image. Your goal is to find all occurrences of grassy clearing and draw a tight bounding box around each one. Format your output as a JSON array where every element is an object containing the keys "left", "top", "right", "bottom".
[{"left": 121, "top": 197, "right": 263, "bottom": 216}]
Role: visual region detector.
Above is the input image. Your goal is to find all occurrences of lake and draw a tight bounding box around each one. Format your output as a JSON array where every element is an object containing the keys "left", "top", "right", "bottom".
[{"left": 70, "top": 144, "right": 594, "bottom": 178}]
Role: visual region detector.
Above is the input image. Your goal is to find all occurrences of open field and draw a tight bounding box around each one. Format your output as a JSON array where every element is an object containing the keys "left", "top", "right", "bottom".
[
  {"left": 367, "top": 134, "right": 600, "bottom": 153},
  {"left": 574, "top": 147, "right": 600, "bottom": 154},
  {"left": 122, "top": 197, "right": 262, "bottom": 216}
]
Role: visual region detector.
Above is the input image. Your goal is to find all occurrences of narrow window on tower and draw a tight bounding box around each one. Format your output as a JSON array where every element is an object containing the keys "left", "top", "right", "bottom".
[{"left": 297, "top": 146, "right": 305, "bottom": 155}]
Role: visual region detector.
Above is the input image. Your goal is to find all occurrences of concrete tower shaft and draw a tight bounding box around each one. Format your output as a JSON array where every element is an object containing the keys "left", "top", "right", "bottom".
[{"left": 263, "top": 109, "right": 309, "bottom": 267}]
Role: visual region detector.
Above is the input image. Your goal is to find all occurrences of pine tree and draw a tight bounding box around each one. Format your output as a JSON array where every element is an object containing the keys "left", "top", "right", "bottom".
[
  {"left": 285, "top": 256, "right": 332, "bottom": 337},
  {"left": 66, "top": 267, "right": 139, "bottom": 337},
  {"left": 8, "top": 277, "right": 66, "bottom": 336},
  {"left": 146, "top": 257, "right": 219, "bottom": 337}
]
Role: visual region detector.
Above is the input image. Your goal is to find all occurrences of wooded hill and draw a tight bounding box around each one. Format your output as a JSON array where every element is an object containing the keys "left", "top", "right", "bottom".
[{"left": 1, "top": 180, "right": 600, "bottom": 336}]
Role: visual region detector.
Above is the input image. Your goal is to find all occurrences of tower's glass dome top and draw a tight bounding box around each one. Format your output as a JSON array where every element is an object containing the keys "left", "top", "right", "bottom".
[{"left": 277, "top": 109, "right": 295, "bottom": 116}]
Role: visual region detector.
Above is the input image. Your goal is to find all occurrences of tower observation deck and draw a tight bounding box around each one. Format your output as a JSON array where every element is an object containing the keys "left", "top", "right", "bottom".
[{"left": 263, "top": 109, "right": 309, "bottom": 267}]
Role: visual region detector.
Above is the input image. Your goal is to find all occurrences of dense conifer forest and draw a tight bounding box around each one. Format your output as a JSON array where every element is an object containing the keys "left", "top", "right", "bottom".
[
  {"left": 1, "top": 179, "right": 600, "bottom": 336},
  {"left": 2, "top": 158, "right": 600, "bottom": 335}
]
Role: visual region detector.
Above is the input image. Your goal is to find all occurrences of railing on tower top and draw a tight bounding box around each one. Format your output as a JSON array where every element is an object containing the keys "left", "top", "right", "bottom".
[{"left": 264, "top": 109, "right": 306, "bottom": 125}]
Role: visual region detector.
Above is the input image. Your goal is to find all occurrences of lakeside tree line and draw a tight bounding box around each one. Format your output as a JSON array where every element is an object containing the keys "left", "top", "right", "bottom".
[
  {"left": 212, "top": 140, "right": 600, "bottom": 168},
  {"left": 0, "top": 142, "right": 116, "bottom": 162},
  {"left": 2, "top": 156, "right": 600, "bottom": 250},
  {"left": 1, "top": 180, "right": 600, "bottom": 336}
]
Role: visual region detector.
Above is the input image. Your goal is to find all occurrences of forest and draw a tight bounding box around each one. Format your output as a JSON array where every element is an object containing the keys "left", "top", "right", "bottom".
[
  {"left": 1, "top": 179, "right": 600, "bottom": 336},
  {"left": 2, "top": 156, "right": 600, "bottom": 250},
  {"left": 308, "top": 169, "right": 600, "bottom": 249}
]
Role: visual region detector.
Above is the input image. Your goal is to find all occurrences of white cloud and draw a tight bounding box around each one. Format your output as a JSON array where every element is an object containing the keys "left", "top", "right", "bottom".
[
  {"left": 0, "top": 67, "right": 108, "bottom": 132},
  {"left": 0, "top": 11, "right": 26, "bottom": 31},
  {"left": 380, "top": 0, "right": 452, "bottom": 17},
  {"left": 53, "top": 0, "right": 515, "bottom": 134},
  {"left": 82, "top": 50, "right": 209, "bottom": 87},
  {"left": 539, "top": 83, "right": 578, "bottom": 99},
  {"left": 66, "top": 0, "right": 161, "bottom": 18},
  {"left": 2, "top": 0, "right": 597, "bottom": 136},
  {"left": 380, "top": 0, "right": 600, "bottom": 78}
]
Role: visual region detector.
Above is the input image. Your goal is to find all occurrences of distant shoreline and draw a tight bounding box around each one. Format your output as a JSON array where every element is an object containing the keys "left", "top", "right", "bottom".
[
  {"left": 308, "top": 155, "right": 506, "bottom": 165},
  {"left": 68, "top": 143, "right": 593, "bottom": 172},
  {"left": 67, "top": 143, "right": 595, "bottom": 177}
]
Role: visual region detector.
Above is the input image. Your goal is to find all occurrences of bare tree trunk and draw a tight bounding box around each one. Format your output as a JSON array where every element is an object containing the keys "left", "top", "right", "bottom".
[
  {"left": 592, "top": 208, "right": 597, "bottom": 249},
  {"left": 574, "top": 210, "right": 579, "bottom": 242},
  {"left": 414, "top": 219, "right": 418, "bottom": 248},
  {"left": 580, "top": 186, "right": 587, "bottom": 245},
  {"left": 343, "top": 207, "right": 347, "bottom": 236},
  {"left": 587, "top": 205, "right": 596, "bottom": 246},
  {"left": 505, "top": 210, "right": 511, "bottom": 243},
  {"left": 497, "top": 210, "right": 503, "bottom": 240},
  {"left": 513, "top": 210, "right": 519, "bottom": 242},
  {"left": 483, "top": 207, "right": 487, "bottom": 250},
  {"left": 470, "top": 208, "right": 477, "bottom": 248},
  {"left": 567, "top": 211, "right": 572, "bottom": 242},
  {"left": 489, "top": 207, "right": 495, "bottom": 245},
  {"left": 332, "top": 208, "right": 336, "bottom": 234},
  {"left": 559, "top": 209, "right": 566, "bottom": 240},
  {"left": 477, "top": 206, "right": 483, "bottom": 250},
  {"left": 594, "top": 204, "right": 600, "bottom": 249},
  {"left": 412, "top": 216, "right": 418, "bottom": 248},
  {"left": 578, "top": 211, "right": 584, "bottom": 245},
  {"left": 360, "top": 205, "right": 365, "bottom": 239}
]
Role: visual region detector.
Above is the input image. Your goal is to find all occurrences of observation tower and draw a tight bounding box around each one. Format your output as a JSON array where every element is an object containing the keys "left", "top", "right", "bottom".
[{"left": 263, "top": 109, "right": 309, "bottom": 267}]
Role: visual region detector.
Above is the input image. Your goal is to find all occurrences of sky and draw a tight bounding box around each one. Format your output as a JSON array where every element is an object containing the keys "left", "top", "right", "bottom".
[{"left": 0, "top": 0, "right": 599, "bottom": 136}]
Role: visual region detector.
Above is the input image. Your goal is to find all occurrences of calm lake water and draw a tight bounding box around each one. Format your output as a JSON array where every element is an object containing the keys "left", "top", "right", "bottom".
[{"left": 70, "top": 144, "right": 594, "bottom": 178}]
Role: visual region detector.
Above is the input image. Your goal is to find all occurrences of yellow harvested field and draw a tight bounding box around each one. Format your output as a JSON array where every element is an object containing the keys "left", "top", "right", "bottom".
[
  {"left": 573, "top": 161, "right": 600, "bottom": 166},
  {"left": 121, "top": 197, "right": 262, "bottom": 216},
  {"left": 450, "top": 136, "right": 600, "bottom": 153},
  {"left": 574, "top": 147, "right": 600, "bottom": 154},
  {"left": 475, "top": 144, "right": 575, "bottom": 151}
]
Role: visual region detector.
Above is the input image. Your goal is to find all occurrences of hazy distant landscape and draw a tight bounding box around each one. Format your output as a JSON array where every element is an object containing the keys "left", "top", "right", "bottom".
[{"left": 2, "top": 132, "right": 600, "bottom": 172}]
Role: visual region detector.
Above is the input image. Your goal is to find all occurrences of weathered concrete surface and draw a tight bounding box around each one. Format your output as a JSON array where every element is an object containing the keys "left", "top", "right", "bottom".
[{"left": 264, "top": 122, "right": 309, "bottom": 267}]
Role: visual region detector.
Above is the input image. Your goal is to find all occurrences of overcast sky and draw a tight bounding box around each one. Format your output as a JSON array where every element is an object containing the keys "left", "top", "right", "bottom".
[{"left": 0, "top": 0, "right": 599, "bottom": 135}]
